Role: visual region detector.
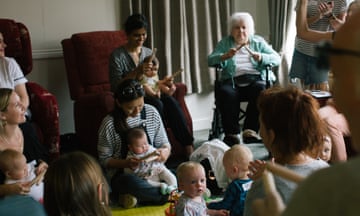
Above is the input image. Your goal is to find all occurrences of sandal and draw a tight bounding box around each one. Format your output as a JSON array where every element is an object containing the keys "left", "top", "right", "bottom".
[{"left": 242, "top": 129, "right": 262, "bottom": 144}]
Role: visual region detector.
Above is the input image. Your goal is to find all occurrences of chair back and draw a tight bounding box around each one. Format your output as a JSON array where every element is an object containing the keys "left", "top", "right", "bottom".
[
  {"left": 61, "top": 30, "right": 127, "bottom": 100},
  {"left": 0, "top": 18, "right": 33, "bottom": 75},
  {"left": 0, "top": 19, "right": 60, "bottom": 159}
]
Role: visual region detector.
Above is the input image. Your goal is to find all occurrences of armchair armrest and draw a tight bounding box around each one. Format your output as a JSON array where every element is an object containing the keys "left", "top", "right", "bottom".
[
  {"left": 173, "top": 82, "right": 193, "bottom": 134},
  {"left": 26, "top": 82, "right": 60, "bottom": 160},
  {"left": 74, "top": 92, "right": 114, "bottom": 158}
]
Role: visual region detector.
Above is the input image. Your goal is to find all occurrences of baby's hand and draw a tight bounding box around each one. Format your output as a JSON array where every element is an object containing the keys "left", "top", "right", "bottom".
[
  {"left": 163, "top": 84, "right": 176, "bottom": 96},
  {"left": 248, "top": 159, "right": 267, "bottom": 180},
  {"left": 156, "top": 147, "right": 170, "bottom": 162},
  {"left": 128, "top": 157, "right": 141, "bottom": 170},
  {"left": 163, "top": 76, "right": 174, "bottom": 86},
  {"left": 142, "top": 61, "right": 153, "bottom": 74},
  {"left": 35, "top": 160, "right": 48, "bottom": 175},
  {"left": 31, "top": 162, "right": 47, "bottom": 186}
]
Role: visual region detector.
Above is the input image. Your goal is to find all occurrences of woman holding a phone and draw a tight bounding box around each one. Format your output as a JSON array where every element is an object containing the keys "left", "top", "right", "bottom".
[
  {"left": 289, "top": 0, "right": 347, "bottom": 91},
  {"left": 109, "top": 14, "right": 194, "bottom": 157}
]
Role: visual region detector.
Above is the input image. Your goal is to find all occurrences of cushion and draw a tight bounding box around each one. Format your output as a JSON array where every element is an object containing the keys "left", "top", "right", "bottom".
[{"left": 72, "top": 31, "right": 127, "bottom": 94}]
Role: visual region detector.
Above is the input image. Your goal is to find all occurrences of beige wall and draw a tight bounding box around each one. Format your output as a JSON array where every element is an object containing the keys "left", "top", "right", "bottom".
[
  {"left": 0, "top": 0, "right": 269, "bottom": 134},
  {"left": 233, "top": 1, "right": 269, "bottom": 39}
]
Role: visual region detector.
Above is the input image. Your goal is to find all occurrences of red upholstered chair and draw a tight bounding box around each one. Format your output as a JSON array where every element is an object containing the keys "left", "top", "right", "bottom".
[
  {"left": 61, "top": 30, "right": 193, "bottom": 163},
  {"left": 0, "top": 18, "right": 60, "bottom": 160}
]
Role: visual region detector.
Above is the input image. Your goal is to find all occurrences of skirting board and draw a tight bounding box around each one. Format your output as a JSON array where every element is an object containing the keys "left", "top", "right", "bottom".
[{"left": 192, "top": 117, "right": 211, "bottom": 131}]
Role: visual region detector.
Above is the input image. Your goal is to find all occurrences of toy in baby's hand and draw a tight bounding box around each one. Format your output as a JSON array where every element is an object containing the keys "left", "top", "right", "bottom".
[
  {"left": 139, "top": 151, "right": 160, "bottom": 163},
  {"left": 144, "top": 48, "right": 157, "bottom": 63},
  {"left": 164, "top": 68, "right": 183, "bottom": 85},
  {"left": 30, "top": 168, "right": 46, "bottom": 186},
  {"left": 166, "top": 189, "right": 182, "bottom": 216},
  {"left": 171, "top": 68, "right": 183, "bottom": 79},
  {"left": 158, "top": 68, "right": 183, "bottom": 96}
]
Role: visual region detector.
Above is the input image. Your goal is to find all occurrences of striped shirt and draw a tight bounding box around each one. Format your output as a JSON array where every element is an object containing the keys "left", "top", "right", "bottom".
[
  {"left": 295, "top": 0, "right": 347, "bottom": 57},
  {"left": 109, "top": 46, "right": 153, "bottom": 92},
  {"left": 97, "top": 104, "right": 169, "bottom": 180}
]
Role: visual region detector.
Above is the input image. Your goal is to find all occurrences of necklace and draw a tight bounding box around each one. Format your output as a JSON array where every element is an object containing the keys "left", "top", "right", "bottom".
[
  {"left": 0, "top": 134, "right": 10, "bottom": 145},
  {"left": 0, "top": 129, "right": 23, "bottom": 152}
]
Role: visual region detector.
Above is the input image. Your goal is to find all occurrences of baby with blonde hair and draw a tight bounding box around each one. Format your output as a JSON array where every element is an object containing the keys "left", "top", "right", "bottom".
[
  {"left": 208, "top": 144, "right": 253, "bottom": 216},
  {"left": 176, "top": 161, "right": 229, "bottom": 216}
]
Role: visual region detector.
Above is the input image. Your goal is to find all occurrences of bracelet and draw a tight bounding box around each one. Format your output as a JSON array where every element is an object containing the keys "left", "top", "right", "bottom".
[{"left": 332, "top": 31, "right": 336, "bottom": 40}]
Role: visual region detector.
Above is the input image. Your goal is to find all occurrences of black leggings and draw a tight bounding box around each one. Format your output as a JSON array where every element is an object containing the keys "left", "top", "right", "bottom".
[
  {"left": 216, "top": 80, "right": 266, "bottom": 134},
  {"left": 144, "top": 95, "right": 193, "bottom": 146},
  {"left": 19, "top": 121, "right": 49, "bottom": 163}
]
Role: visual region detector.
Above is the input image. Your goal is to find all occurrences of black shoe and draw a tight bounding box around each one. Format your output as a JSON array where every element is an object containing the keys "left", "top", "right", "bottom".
[
  {"left": 223, "top": 135, "right": 240, "bottom": 146},
  {"left": 243, "top": 136, "right": 262, "bottom": 144},
  {"left": 242, "top": 129, "right": 262, "bottom": 144}
]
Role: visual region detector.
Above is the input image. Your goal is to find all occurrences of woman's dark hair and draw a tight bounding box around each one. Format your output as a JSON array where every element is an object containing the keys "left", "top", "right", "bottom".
[
  {"left": 113, "top": 79, "right": 145, "bottom": 137},
  {"left": 124, "top": 13, "right": 149, "bottom": 34},
  {"left": 114, "top": 79, "right": 145, "bottom": 103}
]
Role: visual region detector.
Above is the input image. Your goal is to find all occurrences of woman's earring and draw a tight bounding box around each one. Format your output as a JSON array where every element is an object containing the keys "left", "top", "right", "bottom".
[
  {"left": 97, "top": 183, "right": 105, "bottom": 205},
  {"left": 97, "top": 182, "right": 105, "bottom": 205},
  {"left": 0, "top": 119, "right": 6, "bottom": 128}
]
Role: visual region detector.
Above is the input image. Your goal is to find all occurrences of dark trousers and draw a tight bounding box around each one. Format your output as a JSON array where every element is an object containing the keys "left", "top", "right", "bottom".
[
  {"left": 111, "top": 172, "right": 168, "bottom": 205},
  {"left": 19, "top": 121, "right": 49, "bottom": 163},
  {"left": 216, "top": 80, "right": 265, "bottom": 134},
  {"left": 144, "top": 95, "right": 193, "bottom": 146}
]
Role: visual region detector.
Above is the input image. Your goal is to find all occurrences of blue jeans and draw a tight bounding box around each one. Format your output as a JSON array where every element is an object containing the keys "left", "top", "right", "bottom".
[
  {"left": 111, "top": 172, "right": 168, "bottom": 205},
  {"left": 289, "top": 49, "right": 329, "bottom": 85}
]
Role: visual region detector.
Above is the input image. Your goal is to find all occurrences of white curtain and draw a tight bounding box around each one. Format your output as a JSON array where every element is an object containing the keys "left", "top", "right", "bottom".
[
  {"left": 268, "top": 0, "right": 297, "bottom": 86},
  {"left": 119, "top": 0, "right": 233, "bottom": 93}
]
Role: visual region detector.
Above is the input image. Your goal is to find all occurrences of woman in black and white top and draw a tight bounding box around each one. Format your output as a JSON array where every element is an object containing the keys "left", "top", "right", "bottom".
[
  {"left": 289, "top": 0, "right": 347, "bottom": 91},
  {"left": 98, "top": 79, "right": 171, "bottom": 208},
  {"left": 109, "top": 13, "right": 194, "bottom": 157}
]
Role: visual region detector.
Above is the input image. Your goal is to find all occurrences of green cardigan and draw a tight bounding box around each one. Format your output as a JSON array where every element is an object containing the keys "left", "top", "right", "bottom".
[{"left": 208, "top": 35, "right": 281, "bottom": 82}]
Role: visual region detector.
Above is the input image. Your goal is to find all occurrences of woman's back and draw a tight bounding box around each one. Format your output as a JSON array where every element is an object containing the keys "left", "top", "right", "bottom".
[{"left": 244, "top": 158, "right": 328, "bottom": 216}]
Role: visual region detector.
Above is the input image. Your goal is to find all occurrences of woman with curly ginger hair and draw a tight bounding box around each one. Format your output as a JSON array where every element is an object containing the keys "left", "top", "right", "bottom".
[{"left": 243, "top": 86, "right": 329, "bottom": 216}]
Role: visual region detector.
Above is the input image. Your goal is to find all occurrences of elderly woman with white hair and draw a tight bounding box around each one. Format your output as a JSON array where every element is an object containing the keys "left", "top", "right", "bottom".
[{"left": 208, "top": 12, "right": 280, "bottom": 146}]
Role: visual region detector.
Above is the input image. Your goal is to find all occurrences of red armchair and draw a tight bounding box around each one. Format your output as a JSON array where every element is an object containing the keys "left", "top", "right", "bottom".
[
  {"left": 61, "top": 30, "right": 193, "bottom": 163},
  {"left": 0, "top": 18, "right": 60, "bottom": 160}
]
